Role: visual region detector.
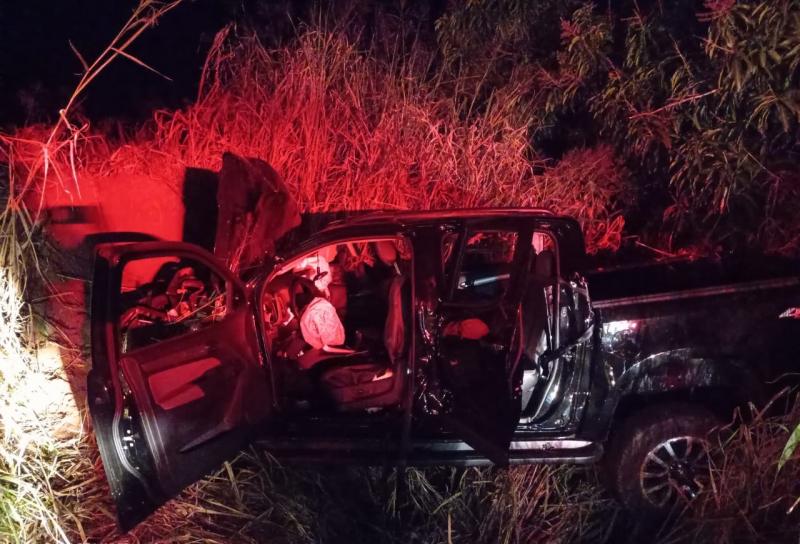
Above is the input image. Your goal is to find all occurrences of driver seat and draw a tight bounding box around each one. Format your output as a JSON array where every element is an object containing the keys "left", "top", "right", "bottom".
[{"left": 314, "top": 274, "right": 407, "bottom": 411}]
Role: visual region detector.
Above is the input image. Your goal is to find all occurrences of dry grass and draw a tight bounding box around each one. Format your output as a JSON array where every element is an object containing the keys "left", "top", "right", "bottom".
[
  {"left": 7, "top": 25, "right": 628, "bottom": 252},
  {"left": 0, "top": 10, "right": 798, "bottom": 544},
  {"left": 652, "top": 392, "right": 800, "bottom": 544}
]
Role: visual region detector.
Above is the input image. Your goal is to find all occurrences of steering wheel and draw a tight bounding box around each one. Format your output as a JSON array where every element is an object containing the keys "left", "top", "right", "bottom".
[{"left": 290, "top": 275, "right": 321, "bottom": 317}]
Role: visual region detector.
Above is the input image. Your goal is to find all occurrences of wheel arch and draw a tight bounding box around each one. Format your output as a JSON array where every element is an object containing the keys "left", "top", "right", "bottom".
[{"left": 613, "top": 349, "right": 762, "bottom": 424}]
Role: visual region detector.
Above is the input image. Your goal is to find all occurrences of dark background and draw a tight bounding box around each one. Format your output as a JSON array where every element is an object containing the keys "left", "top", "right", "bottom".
[
  {"left": 0, "top": 0, "right": 456, "bottom": 128},
  {"left": 1, "top": 0, "right": 242, "bottom": 127},
  {"left": 0, "top": 0, "right": 634, "bottom": 129},
  {"left": 0, "top": 0, "right": 301, "bottom": 127}
]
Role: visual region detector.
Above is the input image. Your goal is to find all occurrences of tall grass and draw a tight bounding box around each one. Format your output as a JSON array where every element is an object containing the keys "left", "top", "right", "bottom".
[
  {"left": 1, "top": 14, "right": 799, "bottom": 544},
  {"left": 656, "top": 393, "right": 800, "bottom": 544},
  {"left": 8, "top": 26, "right": 628, "bottom": 252}
]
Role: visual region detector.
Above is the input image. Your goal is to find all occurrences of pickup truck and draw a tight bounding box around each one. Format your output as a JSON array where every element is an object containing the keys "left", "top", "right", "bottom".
[{"left": 87, "top": 206, "right": 800, "bottom": 530}]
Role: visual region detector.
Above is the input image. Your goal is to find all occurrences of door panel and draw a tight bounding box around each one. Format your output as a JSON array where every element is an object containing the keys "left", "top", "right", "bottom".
[
  {"left": 434, "top": 225, "right": 532, "bottom": 465},
  {"left": 147, "top": 356, "right": 221, "bottom": 410},
  {"left": 88, "top": 242, "right": 271, "bottom": 530}
]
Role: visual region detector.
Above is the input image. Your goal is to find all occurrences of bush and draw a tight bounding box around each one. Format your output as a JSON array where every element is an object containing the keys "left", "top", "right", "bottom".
[{"left": 2, "top": 4, "right": 800, "bottom": 542}]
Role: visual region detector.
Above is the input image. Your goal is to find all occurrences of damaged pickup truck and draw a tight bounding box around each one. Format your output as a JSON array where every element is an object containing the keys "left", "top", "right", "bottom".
[{"left": 87, "top": 154, "right": 800, "bottom": 530}]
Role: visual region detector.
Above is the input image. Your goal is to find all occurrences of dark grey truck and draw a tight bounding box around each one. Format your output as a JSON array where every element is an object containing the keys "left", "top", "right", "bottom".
[{"left": 87, "top": 207, "right": 800, "bottom": 530}]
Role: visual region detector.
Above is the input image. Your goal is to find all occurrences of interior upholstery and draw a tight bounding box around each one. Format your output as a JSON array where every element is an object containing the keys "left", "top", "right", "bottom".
[
  {"left": 318, "top": 274, "right": 407, "bottom": 410},
  {"left": 522, "top": 250, "right": 554, "bottom": 362}
]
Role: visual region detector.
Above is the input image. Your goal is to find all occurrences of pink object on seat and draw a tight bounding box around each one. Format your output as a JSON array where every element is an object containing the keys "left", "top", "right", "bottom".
[{"left": 300, "top": 297, "right": 346, "bottom": 350}]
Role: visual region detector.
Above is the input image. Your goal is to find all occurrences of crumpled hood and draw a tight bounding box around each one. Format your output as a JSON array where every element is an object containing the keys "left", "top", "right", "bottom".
[{"left": 213, "top": 152, "right": 301, "bottom": 271}]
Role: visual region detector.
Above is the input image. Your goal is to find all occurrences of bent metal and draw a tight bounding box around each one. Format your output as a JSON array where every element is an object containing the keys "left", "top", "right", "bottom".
[{"left": 85, "top": 153, "right": 800, "bottom": 529}]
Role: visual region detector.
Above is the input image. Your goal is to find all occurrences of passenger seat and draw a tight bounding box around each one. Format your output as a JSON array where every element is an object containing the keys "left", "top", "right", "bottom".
[{"left": 317, "top": 273, "right": 407, "bottom": 411}]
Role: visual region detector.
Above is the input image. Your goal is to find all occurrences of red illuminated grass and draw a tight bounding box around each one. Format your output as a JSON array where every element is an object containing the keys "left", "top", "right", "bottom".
[
  {"left": 7, "top": 27, "right": 628, "bottom": 253},
  {"left": 2, "top": 19, "right": 799, "bottom": 544}
]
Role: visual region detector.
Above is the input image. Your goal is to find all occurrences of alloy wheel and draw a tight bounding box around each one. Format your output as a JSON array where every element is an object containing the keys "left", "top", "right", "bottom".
[{"left": 639, "top": 435, "right": 710, "bottom": 508}]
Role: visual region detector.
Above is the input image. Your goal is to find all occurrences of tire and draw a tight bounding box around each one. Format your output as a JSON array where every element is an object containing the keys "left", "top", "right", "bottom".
[{"left": 604, "top": 402, "right": 720, "bottom": 516}]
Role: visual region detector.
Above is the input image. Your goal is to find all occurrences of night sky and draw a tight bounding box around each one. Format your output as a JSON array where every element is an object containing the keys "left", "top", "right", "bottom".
[
  {"left": 3, "top": 0, "right": 623, "bottom": 130},
  {"left": 1, "top": 0, "right": 453, "bottom": 129},
  {"left": 1, "top": 0, "right": 252, "bottom": 127}
]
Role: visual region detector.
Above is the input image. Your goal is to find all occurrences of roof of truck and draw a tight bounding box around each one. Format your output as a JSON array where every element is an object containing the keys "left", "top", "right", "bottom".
[
  {"left": 277, "top": 207, "right": 567, "bottom": 250},
  {"left": 273, "top": 207, "right": 588, "bottom": 274},
  {"left": 316, "top": 207, "right": 555, "bottom": 226}
]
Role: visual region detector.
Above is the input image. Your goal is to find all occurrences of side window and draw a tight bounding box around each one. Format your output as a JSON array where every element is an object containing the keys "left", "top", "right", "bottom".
[
  {"left": 261, "top": 236, "right": 411, "bottom": 364},
  {"left": 118, "top": 256, "right": 228, "bottom": 353},
  {"left": 451, "top": 230, "right": 518, "bottom": 304}
]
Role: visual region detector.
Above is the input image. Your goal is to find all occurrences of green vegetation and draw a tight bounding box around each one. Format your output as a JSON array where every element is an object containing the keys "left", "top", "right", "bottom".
[
  {"left": 1, "top": 1, "right": 800, "bottom": 542},
  {"left": 437, "top": 0, "right": 800, "bottom": 254}
]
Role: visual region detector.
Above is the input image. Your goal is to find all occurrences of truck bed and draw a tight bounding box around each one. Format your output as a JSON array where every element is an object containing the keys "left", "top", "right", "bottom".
[{"left": 585, "top": 255, "right": 800, "bottom": 306}]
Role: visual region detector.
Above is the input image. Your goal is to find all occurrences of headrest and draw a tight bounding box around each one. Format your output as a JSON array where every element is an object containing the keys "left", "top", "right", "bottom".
[
  {"left": 534, "top": 250, "right": 555, "bottom": 280},
  {"left": 375, "top": 240, "right": 398, "bottom": 267}
]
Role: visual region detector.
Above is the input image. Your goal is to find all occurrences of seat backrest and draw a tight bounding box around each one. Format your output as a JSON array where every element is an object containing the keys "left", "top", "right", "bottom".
[
  {"left": 533, "top": 249, "right": 555, "bottom": 282},
  {"left": 522, "top": 250, "right": 555, "bottom": 361},
  {"left": 521, "top": 279, "right": 547, "bottom": 361},
  {"left": 375, "top": 240, "right": 398, "bottom": 267},
  {"left": 383, "top": 275, "right": 406, "bottom": 364}
]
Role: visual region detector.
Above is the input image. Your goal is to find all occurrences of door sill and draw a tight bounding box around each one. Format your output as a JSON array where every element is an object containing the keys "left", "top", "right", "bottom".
[{"left": 406, "top": 441, "right": 602, "bottom": 466}]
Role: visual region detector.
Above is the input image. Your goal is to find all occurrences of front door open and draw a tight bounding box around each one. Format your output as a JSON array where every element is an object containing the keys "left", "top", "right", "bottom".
[{"left": 88, "top": 242, "right": 271, "bottom": 530}]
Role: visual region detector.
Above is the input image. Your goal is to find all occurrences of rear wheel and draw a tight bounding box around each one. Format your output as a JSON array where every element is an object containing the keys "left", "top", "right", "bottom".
[{"left": 605, "top": 402, "right": 720, "bottom": 515}]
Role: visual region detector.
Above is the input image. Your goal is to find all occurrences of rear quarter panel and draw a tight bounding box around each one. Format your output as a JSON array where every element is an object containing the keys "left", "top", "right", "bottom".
[{"left": 582, "top": 260, "right": 800, "bottom": 438}]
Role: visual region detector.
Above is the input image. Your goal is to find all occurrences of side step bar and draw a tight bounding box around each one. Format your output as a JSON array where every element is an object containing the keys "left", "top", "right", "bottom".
[
  {"left": 407, "top": 441, "right": 602, "bottom": 467},
  {"left": 257, "top": 437, "right": 602, "bottom": 466}
]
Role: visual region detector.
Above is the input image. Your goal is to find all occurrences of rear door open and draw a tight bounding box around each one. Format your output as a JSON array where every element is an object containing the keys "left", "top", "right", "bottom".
[
  {"left": 429, "top": 222, "right": 532, "bottom": 465},
  {"left": 88, "top": 242, "right": 272, "bottom": 530}
]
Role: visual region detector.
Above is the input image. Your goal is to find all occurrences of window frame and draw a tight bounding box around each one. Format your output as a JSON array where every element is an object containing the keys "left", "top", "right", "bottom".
[
  {"left": 114, "top": 249, "right": 241, "bottom": 355},
  {"left": 255, "top": 232, "right": 415, "bottom": 406},
  {"left": 441, "top": 222, "right": 532, "bottom": 309},
  {"left": 523, "top": 228, "right": 563, "bottom": 349}
]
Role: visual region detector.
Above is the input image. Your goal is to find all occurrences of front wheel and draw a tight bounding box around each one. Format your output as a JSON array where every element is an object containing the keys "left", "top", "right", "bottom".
[{"left": 605, "top": 402, "right": 720, "bottom": 515}]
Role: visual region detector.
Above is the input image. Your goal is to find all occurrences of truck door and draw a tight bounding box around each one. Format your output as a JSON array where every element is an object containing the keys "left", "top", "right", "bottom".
[
  {"left": 87, "top": 242, "right": 272, "bottom": 530},
  {"left": 433, "top": 223, "right": 532, "bottom": 465}
]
